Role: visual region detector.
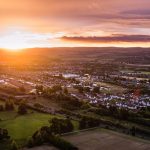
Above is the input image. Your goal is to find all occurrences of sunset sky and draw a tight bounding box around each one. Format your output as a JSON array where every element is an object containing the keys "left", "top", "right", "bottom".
[{"left": 0, "top": 0, "right": 150, "bottom": 49}]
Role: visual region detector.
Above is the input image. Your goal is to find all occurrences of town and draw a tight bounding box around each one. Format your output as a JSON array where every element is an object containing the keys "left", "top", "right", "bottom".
[{"left": 0, "top": 47, "right": 150, "bottom": 150}]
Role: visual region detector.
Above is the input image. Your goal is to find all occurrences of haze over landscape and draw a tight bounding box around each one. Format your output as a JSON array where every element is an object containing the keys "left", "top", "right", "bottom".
[{"left": 0, "top": 1, "right": 150, "bottom": 150}]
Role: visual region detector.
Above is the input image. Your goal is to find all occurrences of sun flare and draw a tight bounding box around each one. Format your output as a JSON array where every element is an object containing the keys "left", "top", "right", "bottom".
[
  {"left": 0, "top": 30, "right": 56, "bottom": 51},
  {"left": 0, "top": 31, "right": 30, "bottom": 51}
]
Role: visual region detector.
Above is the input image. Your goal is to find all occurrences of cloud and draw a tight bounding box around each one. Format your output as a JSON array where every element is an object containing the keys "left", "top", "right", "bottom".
[
  {"left": 0, "top": 0, "right": 150, "bottom": 48},
  {"left": 61, "top": 35, "right": 150, "bottom": 43}
]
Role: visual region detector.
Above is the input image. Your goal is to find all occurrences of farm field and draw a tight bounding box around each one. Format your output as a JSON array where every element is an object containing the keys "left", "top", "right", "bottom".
[{"left": 63, "top": 129, "right": 150, "bottom": 150}]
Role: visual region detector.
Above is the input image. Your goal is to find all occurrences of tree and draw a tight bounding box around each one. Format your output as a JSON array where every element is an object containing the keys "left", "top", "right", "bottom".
[
  {"left": 0, "top": 128, "right": 10, "bottom": 140},
  {"left": 18, "top": 102, "right": 27, "bottom": 115}
]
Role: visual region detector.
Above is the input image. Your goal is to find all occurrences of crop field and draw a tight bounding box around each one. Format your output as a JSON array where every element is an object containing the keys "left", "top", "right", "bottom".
[{"left": 63, "top": 129, "right": 150, "bottom": 150}]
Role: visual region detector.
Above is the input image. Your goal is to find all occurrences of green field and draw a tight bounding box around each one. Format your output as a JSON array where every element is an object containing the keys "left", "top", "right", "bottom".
[
  {"left": 0, "top": 108, "right": 78, "bottom": 149},
  {"left": 0, "top": 111, "right": 57, "bottom": 145}
]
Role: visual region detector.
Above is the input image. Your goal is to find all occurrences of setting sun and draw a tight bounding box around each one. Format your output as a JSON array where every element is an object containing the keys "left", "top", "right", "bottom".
[
  {"left": 0, "top": 30, "right": 54, "bottom": 51},
  {"left": 0, "top": 31, "right": 30, "bottom": 51}
]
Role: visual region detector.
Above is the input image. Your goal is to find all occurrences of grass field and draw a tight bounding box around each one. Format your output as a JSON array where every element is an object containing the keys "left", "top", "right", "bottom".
[
  {"left": 0, "top": 99, "right": 79, "bottom": 149},
  {"left": 0, "top": 111, "right": 56, "bottom": 145},
  {"left": 0, "top": 109, "right": 78, "bottom": 147},
  {"left": 63, "top": 129, "right": 150, "bottom": 150}
]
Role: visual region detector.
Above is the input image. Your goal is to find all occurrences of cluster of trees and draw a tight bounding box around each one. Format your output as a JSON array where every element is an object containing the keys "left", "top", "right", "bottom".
[
  {"left": 37, "top": 84, "right": 63, "bottom": 95},
  {"left": 43, "top": 92, "right": 83, "bottom": 110},
  {"left": 76, "top": 86, "right": 100, "bottom": 94},
  {"left": 92, "top": 105, "right": 150, "bottom": 127},
  {"left": 89, "top": 105, "right": 129, "bottom": 120},
  {"left": 0, "top": 129, "right": 19, "bottom": 150},
  {"left": 79, "top": 116, "right": 100, "bottom": 129},
  {"left": 0, "top": 99, "right": 28, "bottom": 115},
  {"left": 27, "top": 118, "right": 77, "bottom": 150},
  {"left": 38, "top": 85, "right": 83, "bottom": 110},
  {"left": 78, "top": 113, "right": 150, "bottom": 138},
  {"left": 49, "top": 117, "right": 74, "bottom": 134},
  {"left": 0, "top": 128, "right": 10, "bottom": 140},
  {"left": 28, "top": 127, "right": 78, "bottom": 150},
  {"left": 56, "top": 94, "right": 83, "bottom": 110}
]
